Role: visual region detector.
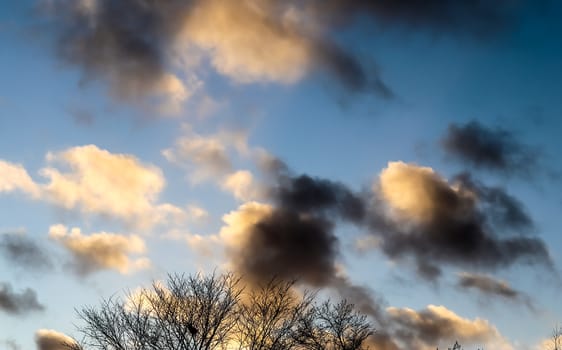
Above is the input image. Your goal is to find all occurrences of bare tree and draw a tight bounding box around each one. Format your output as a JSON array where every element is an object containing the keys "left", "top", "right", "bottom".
[
  {"left": 73, "top": 272, "right": 375, "bottom": 350},
  {"left": 552, "top": 324, "right": 562, "bottom": 350},
  {"left": 234, "top": 278, "right": 316, "bottom": 350},
  {"left": 77, "top": 272, "right": 242, "bottom": 350},
  {"left": 295, "top": 299, "right": 374, "bottom": 350}
]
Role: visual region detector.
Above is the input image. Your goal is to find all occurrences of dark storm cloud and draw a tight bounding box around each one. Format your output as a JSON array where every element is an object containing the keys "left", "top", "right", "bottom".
[
  {"left": 272, "top": 172, "right": 366, "bottom": 223},
  {"left": 231, "top": 164, "right": 370, "bottom": 286},
  {"left": 372, "top": 162, "right": 551, "bottom": 280},
  {"left": 42, "top": 0, "right": 193, "bottom": 100},
  {"left": 457, "top": 272, "right": 519, "bottom": 299},
  {"left": 0, "top": 233, "right": 54, "bottom": 271},
  {"left": 441, "top": 121, "right": 538, "bottom": 176},
  {"left": 232, "top": 208, "right": 339, "bottom": 287},
  {"left": 0, "top": 282, "right": 45, "bottom": 315}
]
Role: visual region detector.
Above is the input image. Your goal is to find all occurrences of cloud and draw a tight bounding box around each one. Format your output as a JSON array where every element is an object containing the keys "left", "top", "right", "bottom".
[
  {"left": 41, "top": 0, "right": 544, "bottom": 109},
  {"left": 163, "top": 135, "right": 231, "bottom": 180},
  {"left": 457, "top": 272, "right": 518, "bottom": 298},
  {"left": 456, "top": 272, "right": 534, "bottom": 311},
  {"left": 386, "top": 304, "right": 513, "bottom": 350},
  {"left": 42, "top": 0, "right": 196, "bottom": 111},
  {"left": 49, "top": 224, "right": 150, "bottom": 276},
  {"left": 270, "top": 170, "right": 366, "bottom": 223},
  {"left": 163, "top": 125, "right": 251, "bottom": 183},
  {"left": 41, "top": 0, "right": 399, "bottom": 107},
  {"left": 441, "top": 121, "right": 538, "bottom": 177},
  {"left": 215, "top": 156, "right": 550, "bottom": 286},
  {"left": 372, "top": 161, "right": 551, "bottom": 279},
  {"left": 0, "top": 232, "right": 54, "bottom": 271},
  {"left": 0, "top": 282, "right": 45, "bottom": 315},
  {"left": 35, "top": 329, "right": 78, "bottom": 350},
  {"left": 0, "top": 145, "right": 202, "bottom": 230},
  {"left": 40, "top": 144, "right": 181, "bottom": 229},
  {"left": 221, "top": 170, "right": 263, "bottom": 201},
  {"left": 219, "top": 201, "right": 339, "bottom": 286},
  {"left": 0, "top": 160, "right": 41, "bottom": 198},
  {"left": 181, "top": 0, "right": 311, "bottom": 84}
]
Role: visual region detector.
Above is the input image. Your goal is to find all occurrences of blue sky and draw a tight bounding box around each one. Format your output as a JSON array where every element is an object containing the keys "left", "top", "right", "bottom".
[{"left": 1, "top": 1, "right": 562, "bottom": 349}]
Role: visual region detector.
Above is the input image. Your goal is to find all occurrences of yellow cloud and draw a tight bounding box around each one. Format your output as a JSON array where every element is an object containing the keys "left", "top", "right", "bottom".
[
  {"left": 35, "top": 329, "right": 78, "bottom": 350},
  {"left": 378, "top": 161, "right": 474, "bottom": 224},
  {"left": 49, "top": 224, "right": 150, "bottom": 276},
  {"left": 180, "top": 0, "right": 311, "bottom": 84},
  {"left": 219, "top": 201, "right": 273, "bottom": 250},
  {"left": 387, "top": 304, "right": 513, "bottom": 350},
  {"left": 221, "top": 170, "right": 262, "bottom": 201},
  {"left": 40, "top": 145, "right": 181, "bottom": 229},
  {"left": 0, "top": 160, "right": 41, "bottom": 198}
]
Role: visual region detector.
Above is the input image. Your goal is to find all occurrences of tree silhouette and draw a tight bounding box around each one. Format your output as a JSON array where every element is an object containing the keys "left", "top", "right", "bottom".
[{"left": 71, "top": 272, "right": 375, "bottom": 350}]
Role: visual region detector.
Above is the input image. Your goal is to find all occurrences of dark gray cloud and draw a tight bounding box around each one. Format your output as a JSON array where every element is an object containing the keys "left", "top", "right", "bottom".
[
  {"left": 0, "top": 233, "right": 54, "bottom": 272},
  {"left": 441, "top": 121, "right": 538, "bottom": 176},
  {"left": 233, "top": 162, "right": 372, "bottom": 286},
  {"left": 457, "top": 272, "right": 519, "bottom": 299},
  {"left": 0, "top": 282, "right": 45, "bottom": 315},
  {"left": 231, "top": 207, "right": 339, "bottom": 287},
  {"left": 42, "top": 1, "right": 543, "bottom": 105},
  {"left": 370, "top": 162, "right": 551, "bottom": 280},
  {"left": 42, "top": 0, "right": 193, "bottom": 100},
  {"left": 231, "top": 158, "right": 551, "bottom": 286}
]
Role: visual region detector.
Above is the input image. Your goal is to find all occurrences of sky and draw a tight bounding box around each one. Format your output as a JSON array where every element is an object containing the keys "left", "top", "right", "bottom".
[{"left": 1, "top": 1, "right": 562, "bottom": 349}]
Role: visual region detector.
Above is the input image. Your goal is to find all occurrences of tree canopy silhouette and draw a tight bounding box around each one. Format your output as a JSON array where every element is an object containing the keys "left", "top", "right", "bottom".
[{"left": 69, "top": 272, "right": 375, "bottom": 350}]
